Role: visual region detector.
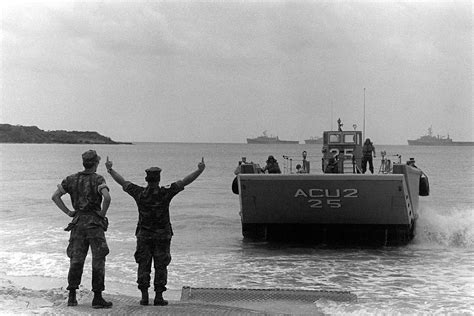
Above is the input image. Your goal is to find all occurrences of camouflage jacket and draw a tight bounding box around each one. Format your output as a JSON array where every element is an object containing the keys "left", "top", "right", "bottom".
[
  {"left": 59, "top": 171, "right": 108, "bottom": 230},
  {"left": 123, "top": 181, "right": 183, "bottom": 238}
]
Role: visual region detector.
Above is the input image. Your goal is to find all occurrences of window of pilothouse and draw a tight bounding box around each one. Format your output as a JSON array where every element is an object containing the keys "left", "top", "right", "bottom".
[
  {"left": 329, "top": 134, "right": 341, "bottom": 143},
  {"left": 343, "top": 134, "right": 356, "bottom": 144}
]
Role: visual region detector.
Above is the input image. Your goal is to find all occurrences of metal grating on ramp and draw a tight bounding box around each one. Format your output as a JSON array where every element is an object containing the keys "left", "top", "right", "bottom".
[
  {"left": 180, "top": 286, "right": 357, "bottom": 303},
  {"left": 53, "top": 291, "right": 267, "bottom": 315}
]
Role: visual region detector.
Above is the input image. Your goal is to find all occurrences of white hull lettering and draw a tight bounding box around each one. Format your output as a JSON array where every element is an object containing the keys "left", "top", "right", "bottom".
[
  {"left": 327, "top": 199, "right": 342, "bottom": 208},
  {"left": 309, "top": 189, "right": 324, "bottom": 197},
  {"left": 294, "top": 189, "right": 308, "bottom": 198},
  {"left": 344, "top": 188, "right": 358, "bottom": 198},
  {"left": 296, "top": 188, "right": 359, "bottom": 209},
  {"left": 295, "top": 188, "right": 359, "bottom": 198},
  {"left": 308, "top": 199, "right": 322, "bottom": 208},
  {"left": 309, "top": 199, "right": 342, "bottom": 208},
  {"left": 325, "top": 189, "right": 340, "bottom": 198}
]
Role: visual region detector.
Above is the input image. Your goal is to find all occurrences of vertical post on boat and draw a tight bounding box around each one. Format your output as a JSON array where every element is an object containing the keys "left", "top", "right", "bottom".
[
  {"left": 331, "top": 101, "right": 334, "bottom": 130},
  {"left": 363, "top": 88, "right": 366, "bottom": 140}
]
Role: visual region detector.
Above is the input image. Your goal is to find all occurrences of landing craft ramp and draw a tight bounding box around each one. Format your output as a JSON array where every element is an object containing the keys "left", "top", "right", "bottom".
[
  {"left": 238, "top": 165, "right": 421, "bottom": 245},
  {"left": 239, "top": 174, "right": 415, "bottom": 225}
]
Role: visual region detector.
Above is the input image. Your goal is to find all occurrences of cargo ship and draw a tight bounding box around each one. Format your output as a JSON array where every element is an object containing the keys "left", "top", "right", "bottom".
[
  {"left": 304, "top": 136, "right": 323, "bottom": 144},
  {"left": 247, "top": 131, "right": 299, "bottom": 144},
  {"left": 408, "top": 127, "right": 474, "bottom": 146},
  {"left": 235, "top": 120, "right": 430, "bottom": 246}
]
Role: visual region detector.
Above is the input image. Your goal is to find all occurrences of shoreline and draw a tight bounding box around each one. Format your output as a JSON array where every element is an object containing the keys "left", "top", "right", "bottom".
[
  {"left": 0, "top": 273, "right": 182, "bottom": 314},
  {"left": 0, "top": 273, "right": 327, "bottom": 315}
]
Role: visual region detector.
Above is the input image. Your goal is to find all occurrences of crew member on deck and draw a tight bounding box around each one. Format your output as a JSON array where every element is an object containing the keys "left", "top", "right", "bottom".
[
  {"left": 262, "top": 155, "right": 281, "bottom": 174},
  {"left": 325, "top": 157, "right": 339, "bottom": 173},
  {"left": 301, "top": 151, "right": 310, "bottom": 173},
  {"left": 362, "top": 138, "right": 376, "bottom": 174},
  {"left": 296, "top": 164, "right": 304, "bottom": 174},
  {"left": 234, "top": 157, "right": 247, "bottom": 175}
]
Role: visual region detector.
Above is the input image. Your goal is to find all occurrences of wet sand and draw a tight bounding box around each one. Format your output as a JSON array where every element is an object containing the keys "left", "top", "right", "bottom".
[{"left": 0, "top": 274, "right": 325, "bottom": 315}]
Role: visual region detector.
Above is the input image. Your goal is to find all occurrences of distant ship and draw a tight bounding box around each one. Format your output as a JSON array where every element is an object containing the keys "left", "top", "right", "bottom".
[
  {"left": 408, "top": 127, "right": 474, "bottom": 146},
  {"left": 304, "top": 136, "right": 323, "bottom": 144},
  {"left": 247, "top": 131, "right": 299, "bottom": 144}
]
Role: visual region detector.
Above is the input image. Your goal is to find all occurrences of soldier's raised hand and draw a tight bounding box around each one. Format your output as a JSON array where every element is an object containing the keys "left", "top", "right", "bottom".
[
  {"left": 198, "top": 157, "right": 205, "bottom": 171},
  {"left": 105, "top": 156, "right": 113, "bottom": 170}
]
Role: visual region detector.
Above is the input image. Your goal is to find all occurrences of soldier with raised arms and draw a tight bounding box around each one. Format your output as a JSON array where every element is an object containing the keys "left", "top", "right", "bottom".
[{"left": 105, "top": 156, "right": 205, "bottom": 306}]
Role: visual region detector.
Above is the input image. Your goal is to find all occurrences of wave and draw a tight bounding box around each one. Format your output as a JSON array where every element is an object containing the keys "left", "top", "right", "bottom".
[
  {"left": 415, "top": 205, "right": 474, "bottom": 248},
  {"left": 0, "top": 251, "right": 68, "bottom": 278}
]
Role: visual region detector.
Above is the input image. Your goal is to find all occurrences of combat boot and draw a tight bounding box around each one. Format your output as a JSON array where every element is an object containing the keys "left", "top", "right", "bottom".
[
  {"left": 154, "top": 291, "right": 168, "bottom": 306},
  {"left": 92, "top": 291, "right": 113, "bottom": 309},
  {"left": 67, "top": 290, "right": 78, "bottom": 306},
  {"left": 140, "top": 288, "right": 149, "bottom": 305}
]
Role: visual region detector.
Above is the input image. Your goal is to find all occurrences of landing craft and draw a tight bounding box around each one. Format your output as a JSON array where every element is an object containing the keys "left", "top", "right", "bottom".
[{"left": 234, "top": 120, "right": 430, "bottom": 246}]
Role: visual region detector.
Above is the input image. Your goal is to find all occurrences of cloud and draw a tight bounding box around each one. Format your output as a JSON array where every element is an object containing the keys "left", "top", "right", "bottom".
[
  {"left": 58, "top": 3, "right": 187, "bottom": 57},
  {"left": 1, "top": 2, "right": 190, "bottom": 75},
  {"left": 2, "top": 3, "right": 97, "bottom": 73},
  {"left": 1, "top": 0, "right": 471, "bottom": 143}
]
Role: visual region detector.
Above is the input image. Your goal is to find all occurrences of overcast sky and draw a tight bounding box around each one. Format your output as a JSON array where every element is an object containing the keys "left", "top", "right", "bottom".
[{"left": 1, "top": 0, "right": 472, "bottom": 144}]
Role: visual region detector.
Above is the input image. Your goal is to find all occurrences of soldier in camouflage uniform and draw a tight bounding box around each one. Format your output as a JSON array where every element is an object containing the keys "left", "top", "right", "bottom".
[
  {"left": 52, "top": 150, "right": 113, "bottom": 309},
  {"left": 105, "top": 156, "right": 205, "bottom": 306}
]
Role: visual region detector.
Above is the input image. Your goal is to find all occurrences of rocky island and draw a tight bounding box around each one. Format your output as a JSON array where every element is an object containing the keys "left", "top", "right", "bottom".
[{"left": 0, "top": 124, "right": 132, "bottom": 144}]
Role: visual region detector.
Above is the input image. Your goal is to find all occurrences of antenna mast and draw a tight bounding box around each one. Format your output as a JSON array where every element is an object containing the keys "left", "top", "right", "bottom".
[
  {"left": 363, "top": 88, "right": 366, "bottom": 140},
  {"left": 331, "top": 101, "right": 334, "bottom": 130}
]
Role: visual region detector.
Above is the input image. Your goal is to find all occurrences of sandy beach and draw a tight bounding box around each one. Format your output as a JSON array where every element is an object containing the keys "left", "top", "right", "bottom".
[
  {"left": 0, "top": 273, "right": 183, "bottom": 315},
  {"left": 0, "top": 273, "right": 328, "bottom": 315},
  {"left": 0, "top": 274, "right": 65, "bottom": 315}
]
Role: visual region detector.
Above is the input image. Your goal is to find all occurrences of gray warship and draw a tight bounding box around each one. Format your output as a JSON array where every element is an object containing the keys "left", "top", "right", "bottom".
[
  {"left": 408, "top": 126, "right": 474, "bottom": 146},
  {"left": 247, "top": 131, "right": 299, "bottom": 144}
]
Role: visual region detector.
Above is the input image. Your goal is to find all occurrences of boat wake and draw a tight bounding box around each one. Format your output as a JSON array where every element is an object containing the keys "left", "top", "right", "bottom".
[{"left": 415, "top": 206, "right": 474, "bottom": 248}]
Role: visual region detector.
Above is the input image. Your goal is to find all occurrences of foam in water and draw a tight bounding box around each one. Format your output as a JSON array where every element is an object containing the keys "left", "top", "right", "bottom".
[
  {"left": 415, "top": 205, "right": 474, "bottom": 248},
  {"left": 0, "top": 251, "right": 67, "bottom": 278}
]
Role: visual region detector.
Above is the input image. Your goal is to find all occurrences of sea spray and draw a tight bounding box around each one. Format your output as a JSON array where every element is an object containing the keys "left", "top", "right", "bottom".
[{"left": 416, "top": 205, "right": 474, "bottom": 248}]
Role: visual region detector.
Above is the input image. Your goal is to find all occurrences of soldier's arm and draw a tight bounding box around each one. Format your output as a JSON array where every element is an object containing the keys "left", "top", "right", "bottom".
[
  {"left": 98, "top": 188, "right": 111, "bottom": 218},
  {"left": 107, "top": 168, "right": 127, "bottom": 186},
  {"left": 177, "top": 157, "right": 206, "bottom": 187},
  {"left": 105, "top": 156, "right": 127, "bottom": 186},
  {"left": 52, "top": 188, "right": 75, "bottom": 217}
]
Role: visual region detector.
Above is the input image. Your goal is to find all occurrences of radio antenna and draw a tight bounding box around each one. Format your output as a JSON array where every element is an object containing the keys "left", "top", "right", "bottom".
[{"left": 363, "top": 88, "right": 366, "bottom": 140}]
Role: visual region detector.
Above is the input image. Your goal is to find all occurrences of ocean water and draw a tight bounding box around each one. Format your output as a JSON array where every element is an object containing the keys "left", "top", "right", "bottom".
[{"left": 0, "top": 143, "right": 473, "bottom": 314}]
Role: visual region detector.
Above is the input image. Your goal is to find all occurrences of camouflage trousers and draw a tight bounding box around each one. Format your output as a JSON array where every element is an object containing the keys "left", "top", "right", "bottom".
[
  {"left": 134, "top": 237, "right": 171, "bottom": 293},
  {"left": 66, "top": 227, "right": 109, "bottom": 292}
]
